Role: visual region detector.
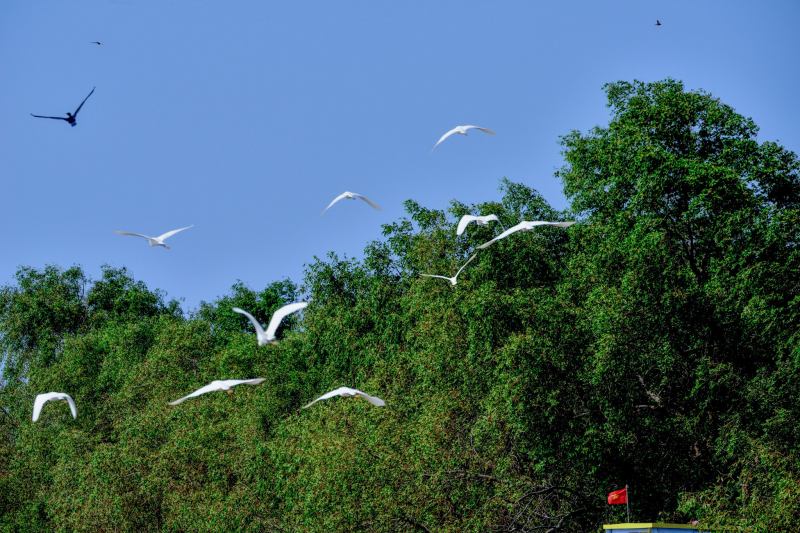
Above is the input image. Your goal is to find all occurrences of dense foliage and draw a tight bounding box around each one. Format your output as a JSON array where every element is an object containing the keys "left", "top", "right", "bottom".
[{"left": 1, "top": 80, "right": 798, "bottom": 531}]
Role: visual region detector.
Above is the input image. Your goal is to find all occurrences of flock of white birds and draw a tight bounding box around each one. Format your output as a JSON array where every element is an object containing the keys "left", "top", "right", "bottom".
[{"left": 31, "top": 123, "right": 574, "bottom": 423}]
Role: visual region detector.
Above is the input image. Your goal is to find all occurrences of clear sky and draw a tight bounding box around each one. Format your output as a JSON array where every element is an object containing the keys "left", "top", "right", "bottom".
[{"left": 2, "top": 1, "right": 797, "bottom": 310}]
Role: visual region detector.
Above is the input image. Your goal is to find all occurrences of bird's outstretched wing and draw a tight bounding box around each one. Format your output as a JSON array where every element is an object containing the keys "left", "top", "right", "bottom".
[
  {"left": 454, "top": 253, "right": 478, "bottom": 278},
  {"left": 64, "top": 394, "right": 78, "bottom": 419},
  {"left": 358, "top": 390, "right": 386, "bottom": 406},
  {"left": 466, "top": 125, "right": 495, "bottom": 135},
  {"left": 155, "top": 225, "right": 193, "bottom": 241},
  {"left": 303, "top": 387, "right": 385, "bottom": 408},
  {"left": 115, "top": 230, "right": 152, "bottom": 240},
  {"left": 168, "top": 383, "right": 219, "bottom": 405},
  {"left": 353, "top": 194, "right": 381, "bottom": 210},
  {"left": 72, "top": 87, "right": 95, "bottom": 117},
  {"left": 477, "top": 221, "right": 574, "bottom": 250},
  {"left": 32, "top": 394, "right": 49, "bottom": 422},
  {"left": 456, "top": 215, "right": 478, "bottom": 236},
  {"left": 232, "top": 307, "right": 267, "bottom": 338},
  {"left": 321, "top": 192, "right": 352, "bottom": 215},
  {"left": 30, "top": 114, "right": 68, "bottom": 121},
  {"left": 477, "top": 222, "right": 528, "bottom": 250},
  {"left": 265, "top": 302, "right": 308, "bottom": 339},
  {"left": 432, "top": 127, "right": 459, "bottom": 150}
]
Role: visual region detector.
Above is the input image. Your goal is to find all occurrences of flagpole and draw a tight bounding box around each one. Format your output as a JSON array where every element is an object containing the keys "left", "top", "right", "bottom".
[{"left": 626, "top": 484, "right": 630, "bottom": 522}]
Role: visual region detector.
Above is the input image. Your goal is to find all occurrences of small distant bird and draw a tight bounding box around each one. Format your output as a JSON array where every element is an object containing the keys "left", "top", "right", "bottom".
[
  {"left": 233, "top": 302, "right": 309, "bottom": 346},
  {"left": 32, "top": 392, "right": 77, "bottom": 422},
  {"left": 31, "top": 86, "right": 95, "bottom": 127},
  {"left": 90, "top": 41, "right": 103, "bottom": 45},
  {"left": 433, "top": 125, "right": 495, "bottom": 150},
  {"left": 655, "top": 20, "right": 662, "bottom": 26},
  {"left": 115, "top": 225, "right": 193, "bottom": 249},
  {"left": 421, "top": 253, "right": 478, "bottom": 287},
  {"left": 322, "top": 191, "right": 381, "bottom": 215},
  {"left": 456, "top": 214, "right": 501, "bottom": 236},
  {"left": 477, "top": 220, "right": 575, "bottom": 250},
  {"left": 302, "top": 386, "right": 385, "bottom": 409},
  {"left": 168, "top": 379, "right": 265, "bottom": 405}
]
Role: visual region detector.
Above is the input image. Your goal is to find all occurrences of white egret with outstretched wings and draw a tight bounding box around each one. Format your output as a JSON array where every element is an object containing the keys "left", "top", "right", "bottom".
[
  {"left": 420, "top": 253, "right": 478, "bottom": 286},
  {"left": 233, "top": 302, "right": 308, "bottom": 345},
  {"left": 432, "top": 124, "right": 495, "bottom": 150},
  {"left": 321, "top": 191, "right": 381, "bottom": 215},
  {"left": 456, "top": 214, "right": 501, "bottom": 236},
  {"left": 32, "top": 392, "right": 77, "bottom": 422},
  {"left": 302, "top": 386, "right": 385, "bottom": 409},
  {"left": 115, "top": 225, "right": 193, "bottom": 249},
  {"left": 168, "top": 379, "right": 265, "bottom": 405}
]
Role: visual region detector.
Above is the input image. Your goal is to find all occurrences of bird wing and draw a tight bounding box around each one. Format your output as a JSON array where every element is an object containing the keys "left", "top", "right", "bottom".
[
  {"left": 321, "top": 192, "right": 351, "bottom": 215},
  {"left": 302, "top": 386, "right": 352, "bottom": 409},
  {"left": 232, "top": 307, "right": 267, "bottom": 338},
  {"left": 456, "top": 215, "right": 478, "bottom": 236},
  {"left": 476, "top": 222, "right": 527, "bottom": 249},
  {"left": 231, "top": 378, "right": 266, "bottom": 387},
  {"left": 30, "top": 114, "right": 68, "bottom": 121},
  {"left": 464, "top": 125, "right": 495, "bottom": 135},
  {"left": 357, "top": 390, "right": 386, "bottom": 407},
  {"left": 115, "top": 230, "right": 152, "bottom": 240},
  {"left": 32, "top": 394, "right": 51, "bottom": 422},
  {"left": 353, "top": 194, "right": 381, "bottom": 210},
  {"left": 168, "top": 382, "right": 220, "bottom": 405},
  {"left": 72, "top": 87, "right": 95, "bottom": 116},
  {"left": 454, "top": 253, "right": 478, "bottom": 278},
  {"left": 265, "top": 302, "right": 308, "bottom": 339},
  {"left": 432, "top": 127, "right": 459, "bottom": 150},
  {"left": 63, "top": 394, "right": 78, "bottom": 419},
  {"left": 156, "top": 225, "right": 193, "bottom": 241}
]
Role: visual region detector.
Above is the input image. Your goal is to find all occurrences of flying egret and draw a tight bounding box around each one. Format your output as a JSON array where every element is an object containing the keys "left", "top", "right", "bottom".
[
  {"left": 32, "top": 392, "right": 77, "bottom": 422},
  {"left": 302, "top": 387, "right": 385, "bottom": 409},
  {"left": 456, "top": 214, "right": 502, "bottom": 236},
  {"left": 477, "top": 221, "right": 575, "bottom": 250},
  {"left": 31, "top": 87, "right": 95, "bottom": 127},
  {"left": 420, "top": 253, "right": 478, "bottom": 286},
  {"left": 432, "top": 125, "right": 495, "bottom": 150},
  {"left": 115, "top": 225, "right": 193, "bottom": 249},
  {"left": 322, "top": 191, "right": 381, "bottom": 215},
  {"left": 233, "top": 302, "right": 309, "bottom": 345},
  {"left": 168, "top": 379, "right": 265, "bottom": 405}
]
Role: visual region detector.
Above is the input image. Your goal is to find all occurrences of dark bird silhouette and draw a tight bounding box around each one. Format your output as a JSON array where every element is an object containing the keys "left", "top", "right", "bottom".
[
  {"left": 30, "top": 87, "right": 95, "bottom": 127},
  {"left": 655, "top": 20, "right": 662, "bottom": 26},
  {"left": 90, "top": 41, "right": 102, "bottom": 45}
]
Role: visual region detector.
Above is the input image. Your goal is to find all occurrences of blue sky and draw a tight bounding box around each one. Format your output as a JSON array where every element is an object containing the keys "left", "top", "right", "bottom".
[{"left": 2, "top": 1, "right": 798, "bottom": 310}]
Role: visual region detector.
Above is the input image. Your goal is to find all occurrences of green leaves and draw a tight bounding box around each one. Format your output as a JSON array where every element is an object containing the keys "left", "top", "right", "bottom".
[{"left": 1, "top": 79, "right": 797, "bottom": 530}]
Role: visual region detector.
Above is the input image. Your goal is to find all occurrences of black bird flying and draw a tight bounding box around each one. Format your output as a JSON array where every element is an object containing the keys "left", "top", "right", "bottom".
[
  {"left": 655, "top": 19, "right": 662, "bottom": 26},
  {"left": 31, "top": 87, "right": 95, "bottom": 127}
]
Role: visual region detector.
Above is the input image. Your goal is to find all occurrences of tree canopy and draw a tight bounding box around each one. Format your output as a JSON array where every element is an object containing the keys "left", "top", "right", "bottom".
[{"left": 1, "top": 79, "right": 798, "bottom": 531}]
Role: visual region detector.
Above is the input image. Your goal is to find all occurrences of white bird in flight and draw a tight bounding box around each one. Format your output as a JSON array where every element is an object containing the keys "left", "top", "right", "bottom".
[
  {"left": 477, "top": 221, "right": 575, "bottom": 250},
  {"left": 321, "top": 191, "right": 381, "bottom": 215},
  {"left": 432, "top": 125, "right": 495, "bottom": 150},
  {"left": 233, "top": 302, "right": 309, "bottom": 346},
  {"left": 302, "top": 386, "right": 386, "bottom": 409},
  {"left": 420, "top": 253, "right": 478, "bottom": 286},
  {"left": 32, "top": 392, "right": 77, "bottom": 422},
  {"left": 168, "top": 379, "right": 265, "bottom": 405},
  {"left": 456, "top": 214, "right": 501, "bottom": 236},
  {"left": 115, "top": 225, "right": 193, "bottom": 249}
]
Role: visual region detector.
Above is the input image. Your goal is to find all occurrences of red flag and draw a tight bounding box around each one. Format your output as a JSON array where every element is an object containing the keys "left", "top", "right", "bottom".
[{"left": 607, "top": 487, "right": 628, "bottom": 505}]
